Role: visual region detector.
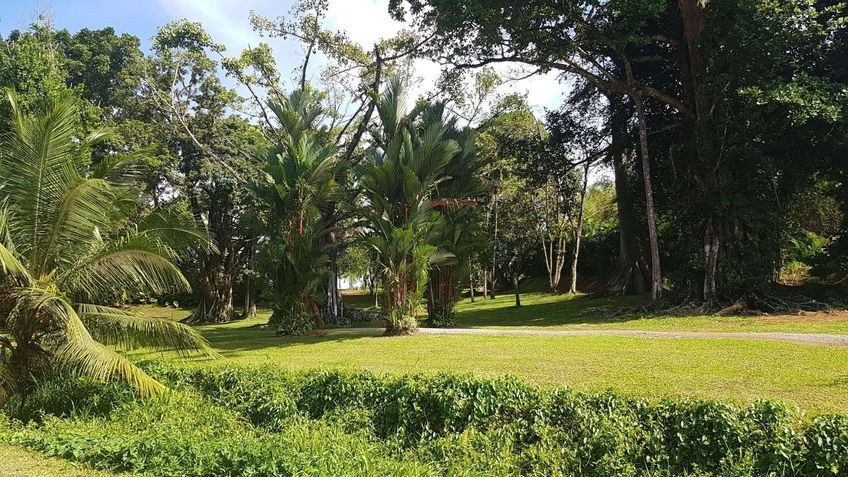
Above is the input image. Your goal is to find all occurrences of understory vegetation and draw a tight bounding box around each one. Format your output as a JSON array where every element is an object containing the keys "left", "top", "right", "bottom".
[{"left": 3, "top": 364, "right": 848, "bottom": 477}]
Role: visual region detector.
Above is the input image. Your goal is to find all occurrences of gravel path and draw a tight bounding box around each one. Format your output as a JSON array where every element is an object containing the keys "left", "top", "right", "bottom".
[{"left": 320, "top": 327, "right": 848, "bottom": 347}]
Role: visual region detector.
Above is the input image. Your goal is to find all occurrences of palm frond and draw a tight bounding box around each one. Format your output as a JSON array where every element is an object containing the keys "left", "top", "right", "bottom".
[
  {"left": 58, "top": 234, "right": 190, "bottom": 302},
  {"left": 55, "top": 315, "right": 166, "bottom": 398},
  {"left": 76, "top": 304, "right": 216, "bottom": 357},
  {"left": 0, "top": 92, "right": 81, "bottom": 267},
  {"left": 0, "top": 208, "right": 31, "bottom": 284}
]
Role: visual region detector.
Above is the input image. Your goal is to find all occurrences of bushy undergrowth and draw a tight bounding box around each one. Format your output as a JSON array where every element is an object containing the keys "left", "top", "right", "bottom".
[{"left": 2, "top": 362, "right": 848, "bottom": 476}]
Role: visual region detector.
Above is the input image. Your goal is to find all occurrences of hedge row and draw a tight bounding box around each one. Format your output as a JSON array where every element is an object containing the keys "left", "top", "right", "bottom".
[
  {"left": 3, "top": 362, "right": 848, "bottom": 476},
  {"left": 144, "top": 362, "right": 848, "bottom": 475}
]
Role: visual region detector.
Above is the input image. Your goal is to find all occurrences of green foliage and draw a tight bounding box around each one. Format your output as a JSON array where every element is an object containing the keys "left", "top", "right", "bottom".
[
  {"left": 258, "top": 88, "right": 343, "bottom": 334},
  {"left": 0, "top": 93, "right": 213, "bottom": 406},
  {"left": 359, "top": 77, "right": 460, "bottom": 333},
  {"left": 8, "top": 363, "right": 848, "bottom": 476}
]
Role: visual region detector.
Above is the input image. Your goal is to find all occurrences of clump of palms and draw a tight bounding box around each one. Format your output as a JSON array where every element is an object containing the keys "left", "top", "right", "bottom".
[
  {"left": 260, "top": 89, "right": 343, "bottom": 334},
  {"left": 0, "top": 93, "right": 213, "bottom": 406},
  {"left": 360, "top": 78, "right": 459, "bottom": 334},
  {"left": 426, "top": 122, "right": 488, "bottom": 327}
]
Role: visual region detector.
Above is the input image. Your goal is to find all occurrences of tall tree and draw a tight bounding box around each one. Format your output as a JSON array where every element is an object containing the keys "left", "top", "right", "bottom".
[
  {"left": 259, "top": 88, "right": 345, "bottom": 334},
  {"left": 360, "top": 78, "right": 457, "bottom": 334},
  {"left": 145, "top": 21, "right": 267, "bottom": 323}
]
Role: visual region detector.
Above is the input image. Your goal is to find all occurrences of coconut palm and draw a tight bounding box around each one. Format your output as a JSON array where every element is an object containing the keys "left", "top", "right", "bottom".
[{"left": 0, "top": 93, "right": 213, "bottom": 407}]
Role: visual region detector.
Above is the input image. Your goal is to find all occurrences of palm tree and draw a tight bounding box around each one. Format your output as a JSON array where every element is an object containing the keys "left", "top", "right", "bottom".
[
  {"left": 0, "top": 93, "right": 213, "bottom": 406},
  {"left": 426, "top": 122, "right": 489, "bottom": 327},
  {"left": 360, "top": 78, "right": 458, "bottom": 334},
  {"left": 260, "top": 89, "right": 343, "bottom": 333}
]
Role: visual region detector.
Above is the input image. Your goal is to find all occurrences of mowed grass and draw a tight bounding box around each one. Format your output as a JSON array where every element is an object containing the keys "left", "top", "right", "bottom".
[
  {"left": 127, "top": 307, "right": 848, "bottom": 413},
  {"left": 136, "top": 278, "right": 848, "bottom": 334},
  {"left": 452, "top": 288, "right": 848, "bottom": 334},
  {"left": 0, "top": 445, "right": 125, "bottom": 476}
]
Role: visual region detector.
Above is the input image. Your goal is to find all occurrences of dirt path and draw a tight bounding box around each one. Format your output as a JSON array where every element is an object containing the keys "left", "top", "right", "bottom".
[{"left": 321, "top": 327, "right": 848, "bottom": 347}]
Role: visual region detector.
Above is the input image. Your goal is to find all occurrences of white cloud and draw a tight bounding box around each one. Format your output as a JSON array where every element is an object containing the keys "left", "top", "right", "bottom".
[
  {"left": 324, "top": 0, "right": 566, "bottom": 115},
  {"left": 156, "top": 0, "right": 262, "bottom": 48}
]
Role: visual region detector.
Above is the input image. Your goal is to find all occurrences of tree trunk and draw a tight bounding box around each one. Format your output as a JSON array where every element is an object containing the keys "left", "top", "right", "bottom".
[
  {"left": 513, "top": 275, "right": 521, "bottom": 307},
  {"left": 469, "top": 271, "right": 475, "bottom": 303},
  {"left": 624, "top": 58, "right": 663, "bottom": 301},
  {"left": 569, "top": 161, "right": 591, "bottom": 294},
  {"left": 242, "top": 243, "right": 257, "bottom": 318},
  {"left": 323, "top": 248, "right": 345, "bottom": 325},
  {"left": 490, "top": 182, "right": 499, "bottom": 299},
  {"left": 679, "top": 0, "right": 722, "bottom": 301},
  {"left": 186, "top": 269, "right": 234, "bottom": 323},
  {"left": 605, "top": 98, "right": 649, "bottom": 295},
  {"left": 633, "top": 92, "right": 663, "bottom": 301},
  {"left": 242, "top": 275, "right": 256, "bottom": 318},
  {"left": 703, "top": 219, "right": 720, "bottom": 300},
  {"left": 427, "top": 266, "right": 458, "bottom": 327}
]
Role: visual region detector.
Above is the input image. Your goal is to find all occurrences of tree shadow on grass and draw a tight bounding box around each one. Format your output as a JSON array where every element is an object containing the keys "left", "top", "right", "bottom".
[
  {"left": 453, "top": 293, "right": 651, "bottom": 328},
  {"left": 198, "top": 325, "right": 383, "bottom": 358}
]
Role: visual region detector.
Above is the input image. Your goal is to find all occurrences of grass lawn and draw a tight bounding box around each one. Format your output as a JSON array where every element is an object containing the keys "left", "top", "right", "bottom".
[
  {"left": 128, "top": 306, "right": 848, "bottom": 413},
  {"left": 0, "top": 445, "right": 125, "bottom": 476},
  {"left": 452, "top": 288, "right": 848, "bottom": 334}
]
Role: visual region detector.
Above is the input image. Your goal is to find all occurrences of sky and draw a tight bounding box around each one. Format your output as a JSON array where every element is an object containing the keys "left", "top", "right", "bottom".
[{"left": 0, "top": 0, "right": 568, "bottom": 116}]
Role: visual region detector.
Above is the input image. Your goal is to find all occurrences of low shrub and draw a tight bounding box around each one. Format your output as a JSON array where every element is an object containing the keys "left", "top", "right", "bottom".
[
  {"left": 6, "top": 374, "right": 136, "bottom": 423},
  {"left": 10, "top": 393, "right": 432, "bottom": 477},
  {"left": 6, "top": 362, "right": 848, "bottom": 476}
]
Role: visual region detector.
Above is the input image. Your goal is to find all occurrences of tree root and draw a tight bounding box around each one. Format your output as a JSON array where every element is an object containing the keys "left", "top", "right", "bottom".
[{"left": 582, "top": 289, "right": 848, "bottom": 319}]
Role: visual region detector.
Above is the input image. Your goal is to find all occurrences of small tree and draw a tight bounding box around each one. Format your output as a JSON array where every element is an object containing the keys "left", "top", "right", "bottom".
[
  {"left": 259, "top": 89, "right": 343, "bottom": 334},
  {"left": 0, "top": 94, "right": 213, "bottom": 405}
]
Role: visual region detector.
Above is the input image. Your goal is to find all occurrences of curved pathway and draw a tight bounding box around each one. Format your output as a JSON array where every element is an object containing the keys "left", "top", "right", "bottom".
[{"left": 320, "top": 327, "right": 848, "bottom": 347}]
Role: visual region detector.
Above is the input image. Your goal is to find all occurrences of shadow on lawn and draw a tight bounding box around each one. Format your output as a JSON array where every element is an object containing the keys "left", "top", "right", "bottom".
[
  {"left": 198, "top": 323, "right": 380, "bottom": 358},
  {"left": 453, "top": 293, "right": 650, "bottom": 328}
]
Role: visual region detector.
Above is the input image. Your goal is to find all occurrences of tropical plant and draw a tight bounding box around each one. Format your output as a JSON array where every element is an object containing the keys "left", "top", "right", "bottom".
[
  {"left": 426, "top": 126, "right": 488, "bottom": 327},
  {"left": 0, "top": 93, "right": 213, "bottom": 406},
  {"left": 260, "top": 88, "right": 342, "bottom": 333},
  {"left": 360, "top": 78, "right": 458, "bottom": 334}
]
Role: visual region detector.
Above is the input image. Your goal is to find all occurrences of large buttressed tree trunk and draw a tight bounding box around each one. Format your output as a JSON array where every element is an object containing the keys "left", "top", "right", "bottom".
[{"left": 183, "top": 183, "right": 240, "bottom": 324}]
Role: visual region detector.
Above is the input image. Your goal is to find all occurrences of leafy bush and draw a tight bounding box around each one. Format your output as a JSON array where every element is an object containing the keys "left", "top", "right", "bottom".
[
  {"left": 7, "top": 363, "right": 848, "bottom": 476},
  {"left": 6, "top": 374, "right": 137, "bottom": 423}
]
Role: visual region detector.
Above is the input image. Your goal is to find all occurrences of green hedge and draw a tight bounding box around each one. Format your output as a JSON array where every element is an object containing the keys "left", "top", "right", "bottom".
[{"left": 4, "top": 362, "right": 848, "bottom": 476}]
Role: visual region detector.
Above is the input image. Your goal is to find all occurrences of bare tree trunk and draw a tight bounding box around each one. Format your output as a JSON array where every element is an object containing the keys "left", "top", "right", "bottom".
[
  {"left": 469, "top": 271, "right": 475, "bottom": 303},
  {"left": 703, "top": 219, "right": 720, "bottom": 300},
  {"left": 242, "top": 274, "right": 256, "bottom": 318},
  {"left": 569, "top": 161, "right": 591, "bottom": 294},
  {"left": 242, "top": 242, "right": 257, "bottom": 318},
  {"left": 513, "top": 275, "right": 521, "bottom": 307},
  {"left": 623, "top": 58, "right": 663, "bottom": 302},
  {"left": 324, "top": 245, "right": 345, "bottom": 324},
  {"left": 490, "top": 181, "right": 499, "bottom": 299},
  {"left": 634, "top": 92, "right": 663, "bottom": 301}
]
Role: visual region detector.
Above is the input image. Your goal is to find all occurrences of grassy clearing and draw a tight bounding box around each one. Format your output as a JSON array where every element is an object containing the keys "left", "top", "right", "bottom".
[
  {"left": 125, "top": 286, "right": 848, "bottom": 413},
  {"left": 0, "top": 444, "right": 124, "bottom": 476},
  {"left": 127, "top": 311, "right": 848, "bottom": 413},
  {"left": 452, "top": 288, "right": 848, "bottom": 334},
  {"left": 135, "top": 284, "right": 848, "bottom": 335}
]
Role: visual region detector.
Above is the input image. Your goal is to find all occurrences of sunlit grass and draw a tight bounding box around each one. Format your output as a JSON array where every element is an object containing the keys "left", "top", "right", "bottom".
[
  {"left": 0, "top": 445, "right": 124, "bottom": 477},
  {"left": 123, "top": 284, "right": 848, "bottom": 413}
]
